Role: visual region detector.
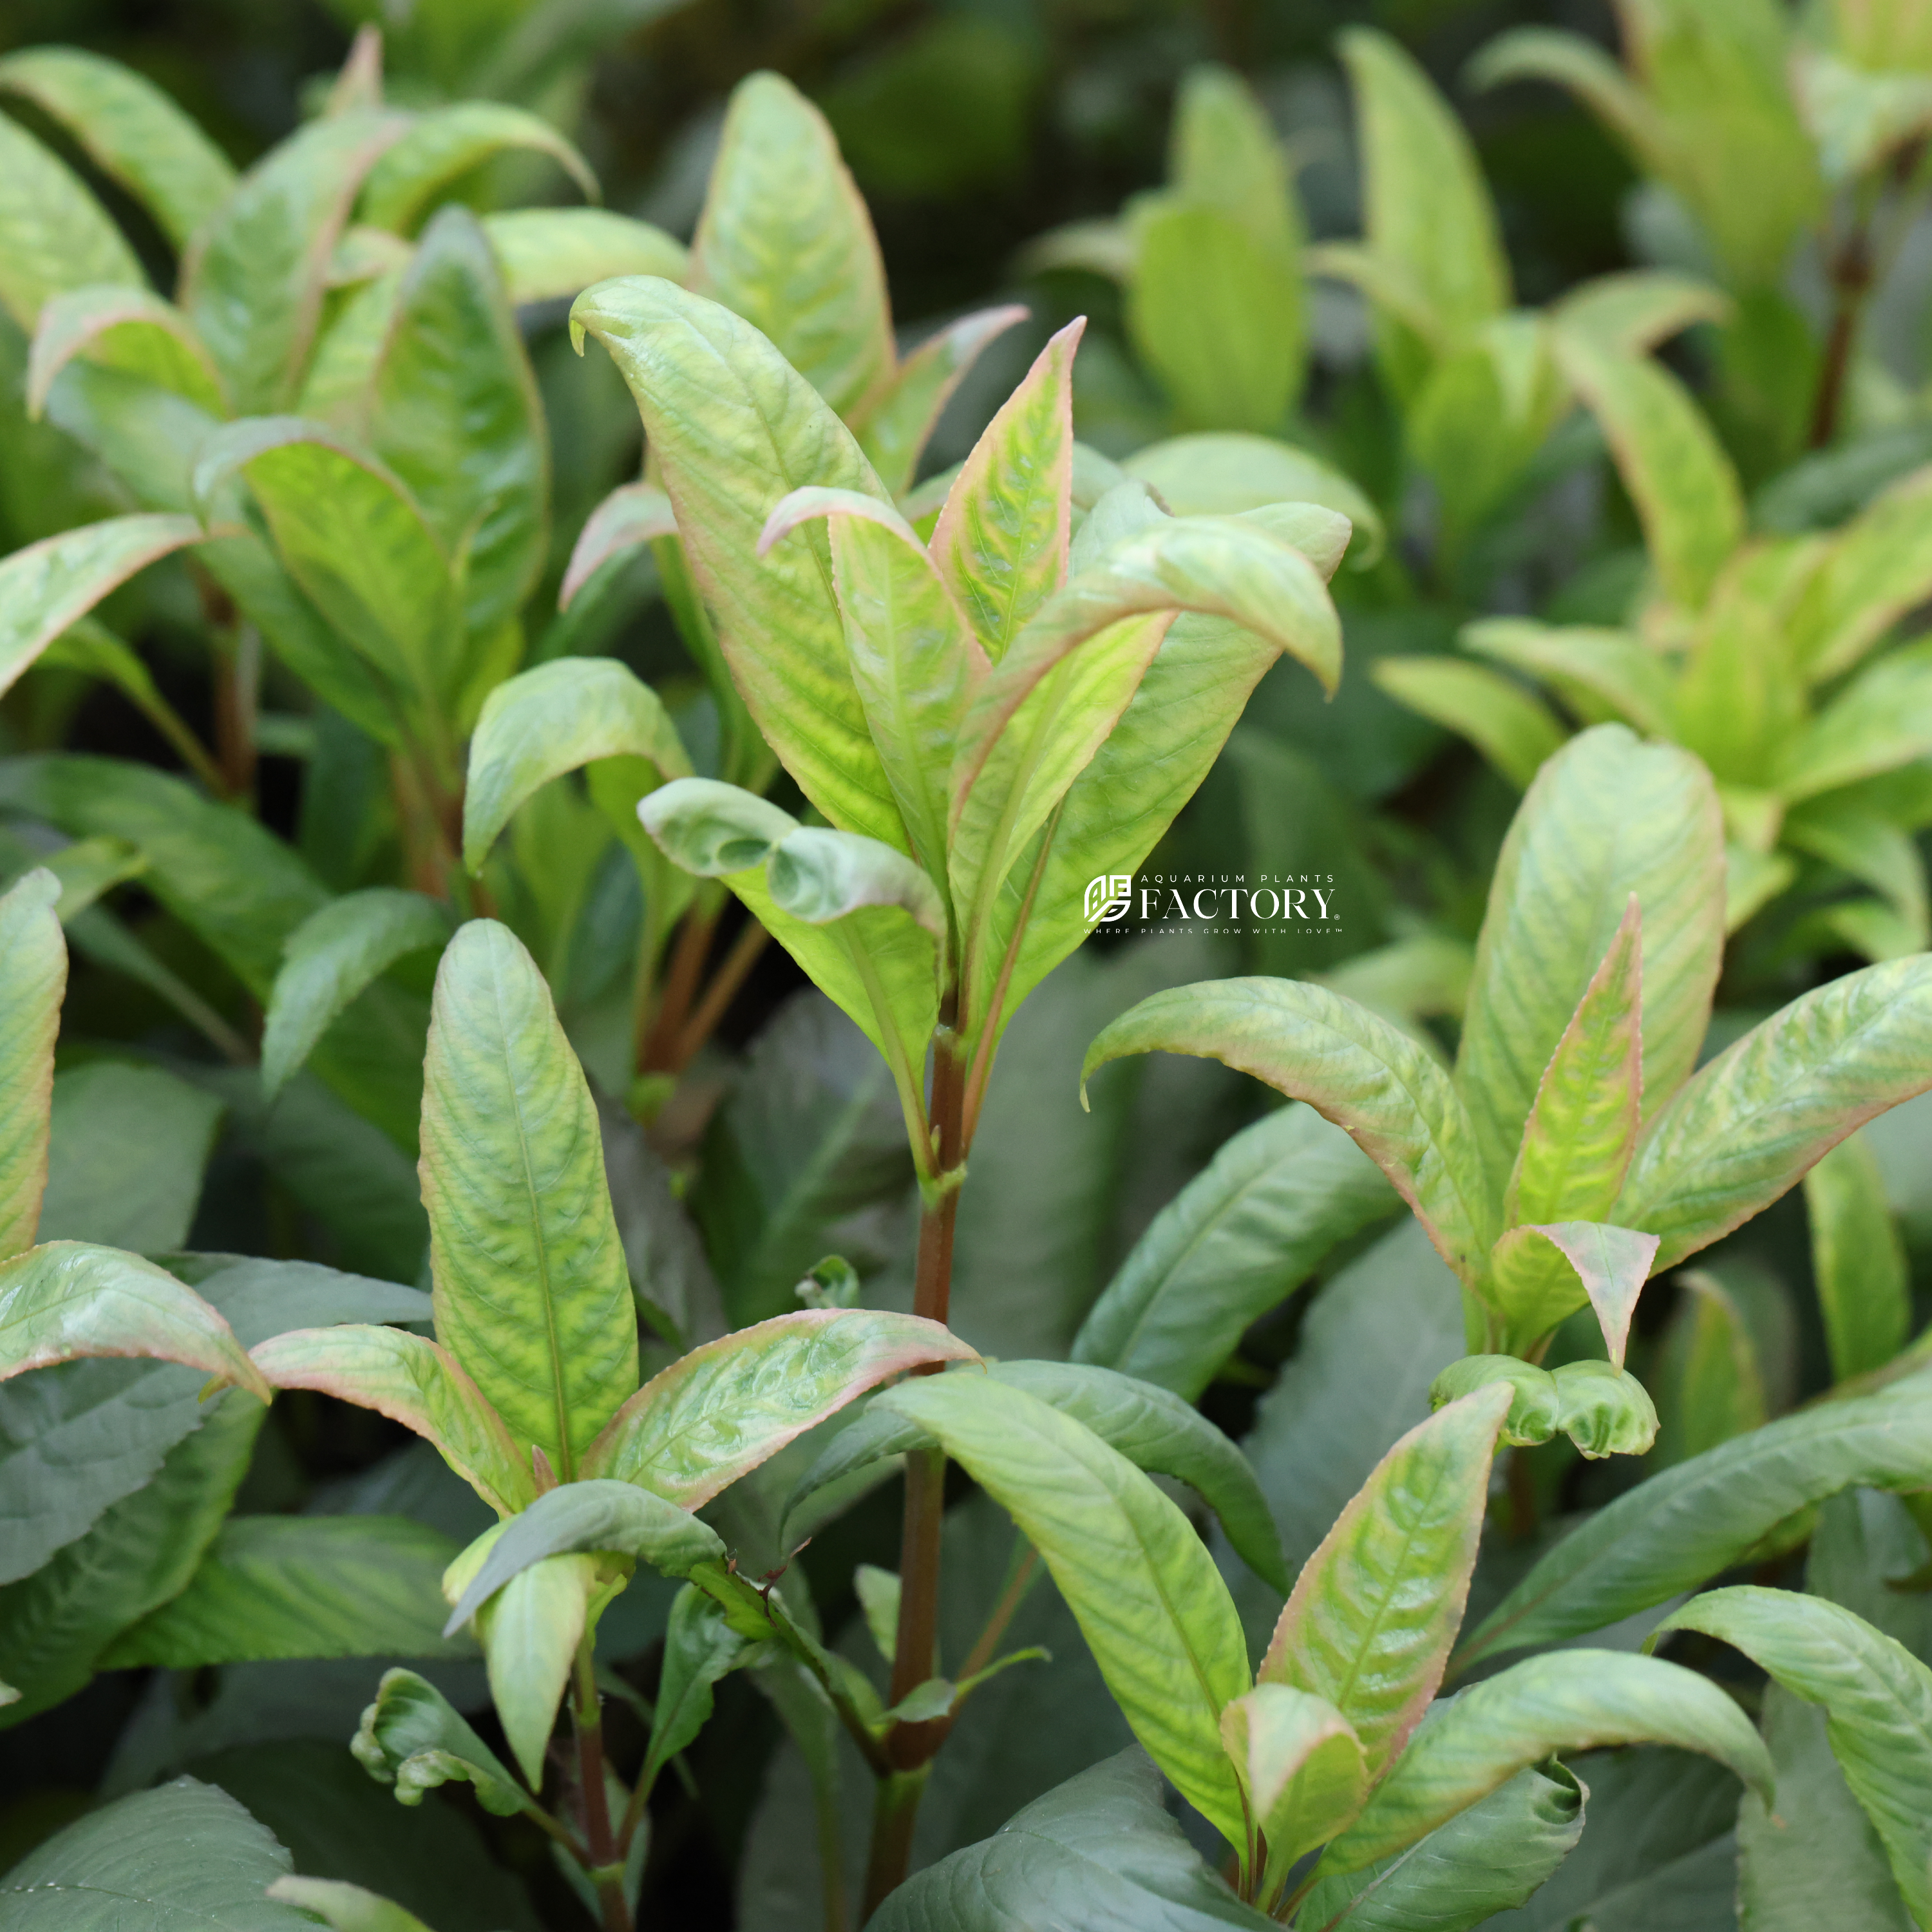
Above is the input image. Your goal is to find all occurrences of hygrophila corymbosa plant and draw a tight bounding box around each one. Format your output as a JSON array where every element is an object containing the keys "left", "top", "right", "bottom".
[
  {"left": 558, "top": 260, "right": 1349, "bottom": 1894},
  {"left": 1473, "top": 0, "right": 1932, "bottom": 461},
  {"left": 1377, "top": 336, "right": 1932, "bottom": 962},
  {"left": 0, "top": 863, "right": 973, "bottom": 1930},
  {"left": 0, "top": 33, "right": 688, "bottom": 847},
  {"left": 1086, "top": 723, "right": 1932, "bottom": 1410},
  {"left": 466, "top": 68, "right": 1029, "bottom": 1099},
  {"left": 1028, "top": 36, "right": 1729, "bottom": 587}
]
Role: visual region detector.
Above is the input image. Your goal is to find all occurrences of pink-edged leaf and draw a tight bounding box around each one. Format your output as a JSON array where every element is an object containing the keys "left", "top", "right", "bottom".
[
  {"left": 848, "top": 302, "right": 1030, "bottom": 498},
  {"left": 1260, "top": 1383, "right": 1513, "bottom": 1779},
  {"left": 580, "top": 1309, "right": 980, "bottom": 1504},
  {"left": 1505, "top": 893, "right": 1643, "bottom": 1227},
  {"left": 930, "top": 317, "right": 1083, "bottom": 661},
  {"left": 252, "top": 1323, "right": 535, "bottom": 1517},
  {"left": 27, "top": 283, "right": 229, "bottom": 418},
  {"left": 1492, "top": 1220, "right": 1661, "bottom": 1368},
  {"left": 0, "top": 1240, "right": 272, "bottom": 1401},
  {"left": 558, "top": 482, "right": 679, "bottom": 610},
  {"left": 0, "top": 514, "right": 211, "bottom": 699}
]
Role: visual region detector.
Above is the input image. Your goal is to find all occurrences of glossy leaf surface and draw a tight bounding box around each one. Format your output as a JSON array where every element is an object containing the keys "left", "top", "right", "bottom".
[
  {"left": 878, "top": 1374, "right": 1252, "bottom": 1841},
  {"left": 1616, "top": 954, "right": 1932, "bottom": 1269},
  {"left": 420, "top": 920, "right": 637, "bottom": 1478},
  {"left": 583, "top": 1308, "right": 974, "bottom": 1502},
  {"left": 1261, "top": 1386, "right": 1511, "bottom": 1777},
  {"left": 1317, "top": 1650, "right": 1771, "bottom": 1877}
]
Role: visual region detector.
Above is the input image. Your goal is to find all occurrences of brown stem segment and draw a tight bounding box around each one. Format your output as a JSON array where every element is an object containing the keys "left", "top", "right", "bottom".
[
  {"left": 642, "top": 904, "right": 718, "bottom": 1072},
  {"left": 573, "top": 1645, "right": 632, "bottom": 1932},
  {"left": 1809, "top": 224, "right": 1873, "bottom": 450},
  {"left": 671, "top": 916, "right": 770, "bottom": 1071}
]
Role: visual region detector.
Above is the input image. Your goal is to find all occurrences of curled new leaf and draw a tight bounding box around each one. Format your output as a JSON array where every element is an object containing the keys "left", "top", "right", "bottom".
[
  {"left": 0, "top": 1242, "right": 271, "bottom": 1400},
  {"left": 1429, "top": 1354, "right": 1657, "bottom": 1459},
  {"left": 352, "top": 1665, "right": 529, "bottom": 1814}
]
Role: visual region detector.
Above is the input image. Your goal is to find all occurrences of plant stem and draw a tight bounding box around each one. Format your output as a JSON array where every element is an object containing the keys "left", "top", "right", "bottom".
[
  {"left": 573, "top": 1641, "right": 632, "bottom": 1932},
  {"left": 211, "top": 622, "right": 260, "bottom": 802},
  {"left": 862, "top": 1769, "right": 930, "bottom": 1923},
  {"left": 956, "top": 1542, "right": 1040, "bottom": 1682},
  {"left": 642, "top": 903, "right": 717, "bottom": 1071},
  {"left": 670, "top": 916, "right": 770, "bottom": 1070}
]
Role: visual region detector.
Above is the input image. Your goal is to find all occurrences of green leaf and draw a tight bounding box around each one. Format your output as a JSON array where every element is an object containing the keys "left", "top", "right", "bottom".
[
  {"left": 358, "top": 102, "right": 597, "bottom": 235},
  {"left": 1654, "top": 1269, "right": 1777, "bottom": 1463},
  {"left": 558, "top": 482, "right": 678, "bottom": 609},
  {"left": 0, "top": 1241, "right": 270, "bottom": 1399},
  {"left": 1739, "top": 1683, "right": 1913, "bottom": 1932},
  {"left": 1340, "top": 28, "right": 1509, "bottom": 401},
  {"left": 1072, "top": 1104, "right": 1394, "bottom": 1401},
  {"left": 441, "top": 1479, "right": 721, "bottom": 1636},
  {"left": 419, "top": 919, "right": 638, "bottom": 1479},
  {"left": 0, "top": 868, "right": 63, "bottom": 1262},
  {"left": 570, "top": 274, "right": 904, "bottom": 847},
  {"left": 1455, "top": 1380, "right": 1932, "bottom": 1667},
  {"left": 1461, "top": 618, "right": 1674, "bottom": 738},
  {"left": 1083, "top": 977, "right": 1494, "bottom": 1285},
  {"left": 1789, "top": 467, "right": 1932, "bottom": 681},
  {"left": 27, "top": 285, "right": 228, "bottom": 417},
  {"left": 0, "top": 1776, "right": 315, "bottom": 1929},
  {"left": 760, "top": 486, "right": 983, "bottom": 884},
  {"left": 1502, "top": 892, "right": 1643, "bottom": 1232},
  {"left": 1298, "top": 1764, "right": 1586, "bottom": 1932},
  {"left": 1428, "top": 1354, "right": 1658, "bottom": 1459},
  {"left": 876, "top": 1374, "right": 1252, "bottom": 1841},
  {"left": 1369, "top": 657, "right": 1566, "bottom": 791},
  {"left": 251, "top": 1323, "right": 534, "bottom": 1518},
  {"left": 482, "top": 207, "right": 688, "bottom": 307},
  {"left": 183, "top": 109, "right": 405, "bottom": 415},
  {"left": 0, "top": 47, "right": 236, "bottom": 249},
  {"left": 102, "top": 1514, "right": 466, "bottom": 1667},
  {"left": 1219, "top": 1683, "right": 1367, "bottom": 1896},
  {"left": 848, "top": 304, "right": 1028, "bottom": 499},
  {"left": 688, "top": 71, "right": 893, "bottom": 419},
  {"left": 0, "top": 512, "right": 208, "bottom": 699},
  {"left": 930, "top": 319, "right": 1081, "bottom": 661},
  {"left": 264, "top": 1879, "right": 436, "bottom": 1932},
  {"left": 1806, "top": 1131, "right": 1911, "bottom": 1383},
  {"left": 1615, "top": 954, "right": 1932, "bottom": 1269},
  {"left": 867, "top": 1748, "right": 1276, "bottom": 1932},
  {"left": 194, "top": 416, "right": 459, "bottom": 720},
  {"left": 1653, "top": 1586, "right": 1932, "bottom": 1922},
  {"left": 0, "top": 113, "right": 144, "bottom": 331},
  {"left": 985, "top": 1360, "right": 1287, "bottom": 1592},
  {"left": 363, "top": 205, "right": 548, "bottom": 645},
  {"left": 640, "top": 1582, "right": 750, "bottom": 1799},
  {"left": 1129, "top": 204, "right": 1303, "bottom": 436},
  {"left": 40, "top": 1061, "right": 223, "bottom": 1253},
  {"left": 0, "top": 1382, "right": 261, "bottom": 1725},
  {"left": 582, "top": 1308, "right": 974, "bottom": 1501},
  {"left": 352, "top": 1664, "right": 529, "bottom": 1815},
  {"left": 1488, "top": 1222, "right": 1660, "bottom": 1364},
  {"left": 1553, "top": 334, "right": 1744, "bottom": 612},
  {"left": 1261, "top": 1386, "right": 1511, "bottom": 1780},
  {"left": 0, "top": 1258, "right": 428, "bottom": 1589},
  {"left": 261, "top": 889, "right": 450, "bottom": 1101},
  {"left": 1456, "top": 725, "right": 1725, "bottom": 1204},
  {"left": 1549, "top": 267, "right": 1731, "bottom": 356},
  {"left": 1467, "top": 28, "right": 1664, "bottom": 172},
  {"left": 1316, "top": 1649, "right": 1771, "bottom": 1880},
  {"left": 1776, "top": 638, "right": 1932, "bottom": 802},
  {"left": 1122, "top": 432, "right": 1385, "bottom": 568},
  {"left": 464, "top": 656, "right": 691, "bottom": 872}
]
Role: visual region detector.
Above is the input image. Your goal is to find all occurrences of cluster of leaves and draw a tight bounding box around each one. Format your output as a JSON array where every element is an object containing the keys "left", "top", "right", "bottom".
[{"left": 3, "top": 11, "right": 1932, "bottom": 1932}]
